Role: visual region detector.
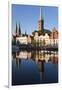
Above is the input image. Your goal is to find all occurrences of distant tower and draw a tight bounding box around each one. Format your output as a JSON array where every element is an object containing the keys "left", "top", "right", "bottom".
[
  {"left": 19, "top": 23, "right": 21, "bottom": 36},
  {"left": 25, "top": 30, "right": 27, "bottom": 36},
  {"left": 16, "top": 22, "right": 19, "bottom": 37},
  {"left": 16, "top": 22, "right": 21, "bottom": 37},
  {"left": 38, "top": 7, "right": 44, "bottom": 31}
]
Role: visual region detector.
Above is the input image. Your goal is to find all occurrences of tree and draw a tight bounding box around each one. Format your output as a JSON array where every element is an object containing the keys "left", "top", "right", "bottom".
[
  {"left": 43, "top": 39, "right": 46, "bottom": 46},
  {"left": 12, "top": 36, "right": 16, "bottom": 45},
  {"left": 40, "top": 40, "right": 43, "bottom": 46},
  {"left": 32, "top": 39, "right": 36, "bottom": 46}
]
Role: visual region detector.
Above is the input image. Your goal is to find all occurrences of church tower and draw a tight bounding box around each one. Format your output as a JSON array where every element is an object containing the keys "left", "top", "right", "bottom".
[
  {"left": 16, "top": 22, "right": 21, "bottom": 37},
  {"left": 38, "top": 7, "right": 44, "bottom": 31},
  {"left": 16, "top": 22, "right": 19, "bottom": 37},
  {"left": 19, "top": 23, "right": 21, "bottom": 36}
]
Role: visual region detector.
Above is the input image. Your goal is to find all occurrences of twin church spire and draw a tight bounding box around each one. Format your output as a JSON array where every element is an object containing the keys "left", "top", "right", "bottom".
[
  {"left": 16, "top": 22, "right": 21, "bottom": 37},
  {"left": 16, "top": 22, "right": 27, "bottom": 37}
]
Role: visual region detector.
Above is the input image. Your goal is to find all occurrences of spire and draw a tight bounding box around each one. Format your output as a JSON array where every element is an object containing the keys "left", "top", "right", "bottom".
[
  {"left": 39, "top": 7, "right": 43, "bottom": 20},
  {"left": 16, "top": 22, "right": 18, "bottom": 36},
  {"left": 16, "top": 22, "right": 17, "bottom": 34},
  {"left": 38, "top": 7, "right": 44, "bottom": 31},
  {"left": 25, "top": 30, "right": 27, "bottom": 36},
  {"left": 19, "top": 23, "right": 21, "bottom": 35},
  {"left": 40, "top": 7, "right": 41, "bottom": 20}
]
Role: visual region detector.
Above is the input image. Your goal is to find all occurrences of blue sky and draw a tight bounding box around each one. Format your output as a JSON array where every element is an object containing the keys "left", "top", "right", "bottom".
[{"left": 12, "top": 4, "right": 58, "bottom": 35}]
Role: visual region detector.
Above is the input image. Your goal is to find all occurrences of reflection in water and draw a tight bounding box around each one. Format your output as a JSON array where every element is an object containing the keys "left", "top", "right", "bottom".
[
  {"left": 12, "top": 50, "right": 58, "bottom": 85},
  {"left": 13, "top": 51, "right": 32, "bottom": 59}
]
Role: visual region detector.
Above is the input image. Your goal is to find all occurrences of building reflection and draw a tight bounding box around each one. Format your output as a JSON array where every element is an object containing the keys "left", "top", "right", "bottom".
[
  {"left": 50, "top": 53, "right": 58, "bottom": 64},
  {"left": 15, "top": 58, "right": 21, "bottom": 69},
  {"left": 15, "top": 51, "right": 32, "bottom": 59},
  {"left": 32, "top": 50, "right": 58, "bottom": 63},
  {"left": 37, "top": 60, "right": 45, "bottom": 81},
  {"left": 12, "top": 50, "right": 58, "bottom": 79}
]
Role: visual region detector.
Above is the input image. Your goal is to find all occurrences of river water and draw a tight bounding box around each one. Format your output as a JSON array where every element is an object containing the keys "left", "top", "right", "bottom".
[{"left": 12, "top": 50, "right": 58, "bottom": 85}]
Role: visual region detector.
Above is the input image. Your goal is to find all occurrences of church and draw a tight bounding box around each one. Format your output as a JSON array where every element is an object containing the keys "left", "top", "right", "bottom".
[
  {"left": 12, "top": 7, "right": 58, "bottom": 46},
  {"left": 32, "top": 7, "right": 58, "bottom": 46},
  {"left": 15, "top": 23, "right": 32, "bottom": 45}
]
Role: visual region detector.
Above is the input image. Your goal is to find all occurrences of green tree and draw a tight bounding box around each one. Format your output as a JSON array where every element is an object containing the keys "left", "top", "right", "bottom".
[
  {"left": 40, "top": 40, "right": 43, "bottom": 46},
  {"left": 43, "top": 39, "right": 46, "bottom": 46}
]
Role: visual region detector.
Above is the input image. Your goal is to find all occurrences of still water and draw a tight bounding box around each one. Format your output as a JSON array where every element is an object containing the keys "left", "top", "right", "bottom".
[{"left": 12, "top": 50, "right": 58, "bottom": 85}]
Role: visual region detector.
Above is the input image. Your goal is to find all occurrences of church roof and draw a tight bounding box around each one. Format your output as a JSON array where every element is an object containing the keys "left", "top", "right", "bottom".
[{"left": 32, "top": 29, "right": 51, "bottom": 36}]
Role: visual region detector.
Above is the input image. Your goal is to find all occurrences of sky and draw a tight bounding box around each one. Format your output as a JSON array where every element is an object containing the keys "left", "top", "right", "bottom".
[{"left": 12, "top": 4, "right": 58, "bottom": 35}]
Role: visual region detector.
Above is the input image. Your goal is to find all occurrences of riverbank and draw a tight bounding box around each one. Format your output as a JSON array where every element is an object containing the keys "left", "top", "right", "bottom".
[{"left": 12, "top": 44, "right": 58, "bottom": 52}]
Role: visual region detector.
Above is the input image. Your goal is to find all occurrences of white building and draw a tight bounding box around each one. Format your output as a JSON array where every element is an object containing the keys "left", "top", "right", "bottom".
[
  {"left": 16, "top": 35, "right": 32, "bottom": 44},
  {"left": 34, "top": 32, "right": 50, "bottom": 46},
  {"left": 34, "top": 32, "right": 39, "bottom": 42},
  {"left": 15, "top": 23, "right": 32, "bottom": 45},
  {"left": 16, "top": 36, "right": 28, "bottom": 44}
]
